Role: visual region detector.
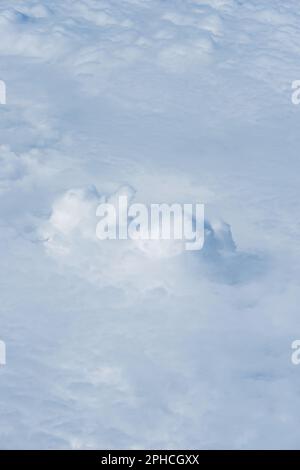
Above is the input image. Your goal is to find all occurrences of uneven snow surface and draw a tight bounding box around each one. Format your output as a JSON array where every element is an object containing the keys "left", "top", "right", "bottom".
[{"left": 1, "top": 0, "right": 300, "bottom": 449}]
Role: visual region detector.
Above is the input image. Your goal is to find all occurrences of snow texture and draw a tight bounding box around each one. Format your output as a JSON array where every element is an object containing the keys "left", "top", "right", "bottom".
[{"left": 0, "top": 0, "right": 300, "bottom": 449}]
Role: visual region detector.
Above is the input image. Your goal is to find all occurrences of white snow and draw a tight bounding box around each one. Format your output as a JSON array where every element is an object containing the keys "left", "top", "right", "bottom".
[{"left": 0, "top": 0, "right": 300, "bottom": 450}]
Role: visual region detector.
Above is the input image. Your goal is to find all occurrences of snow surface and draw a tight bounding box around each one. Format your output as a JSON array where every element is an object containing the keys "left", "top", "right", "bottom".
[{"left": 1, "top": 0, "right": 300, "bottom": 449}]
